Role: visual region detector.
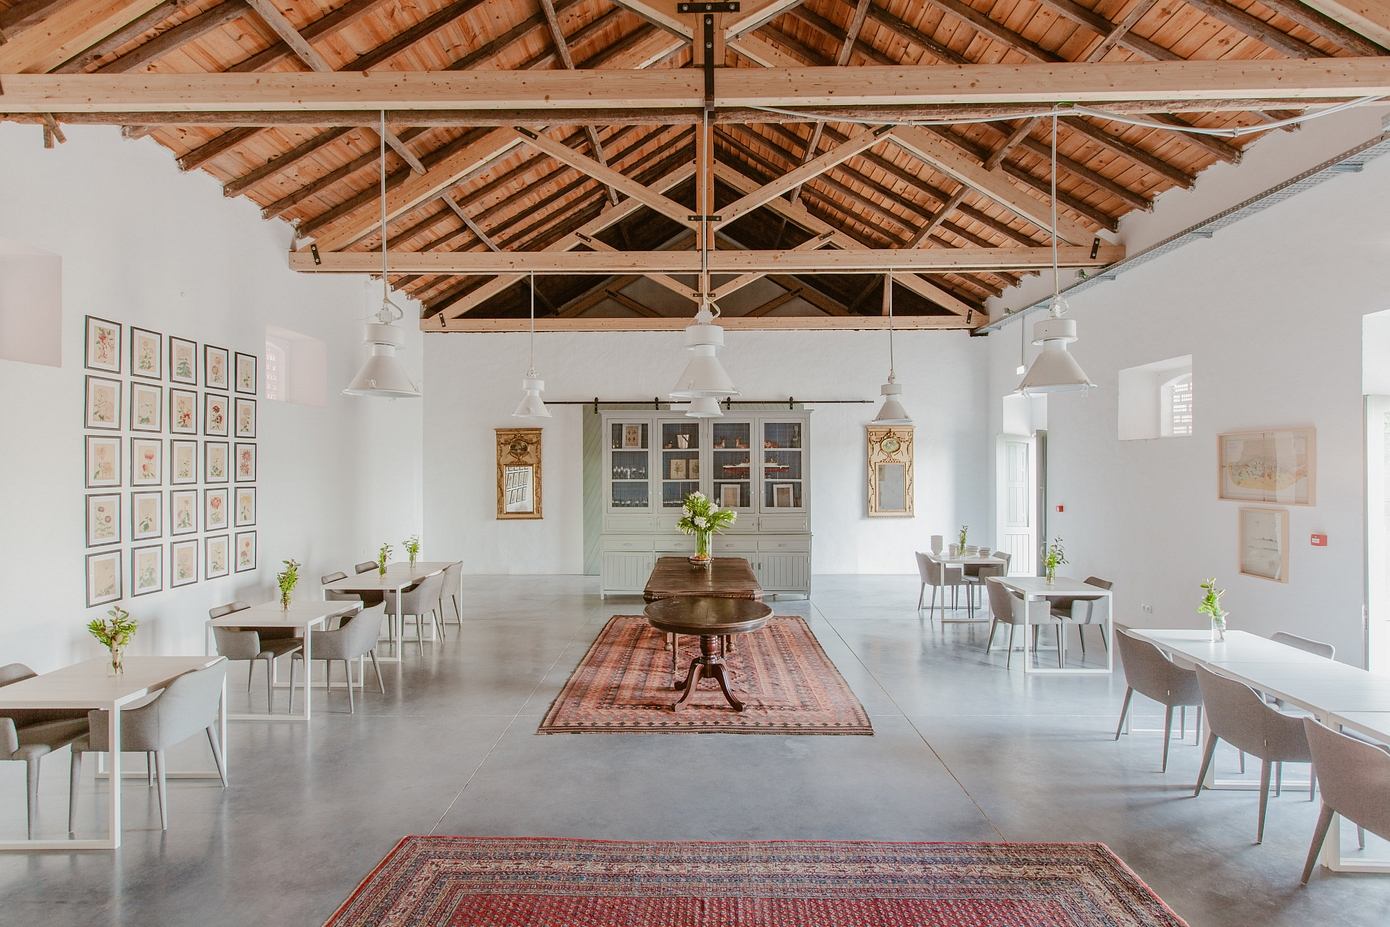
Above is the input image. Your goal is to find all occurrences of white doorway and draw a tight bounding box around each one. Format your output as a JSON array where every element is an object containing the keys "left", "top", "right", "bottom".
[
  {"left": 996, "top": 434, "right": 1037, "bottom": 576},
  {"left": 1366, "top": 396, "right": 1390, "bottom": 672}
]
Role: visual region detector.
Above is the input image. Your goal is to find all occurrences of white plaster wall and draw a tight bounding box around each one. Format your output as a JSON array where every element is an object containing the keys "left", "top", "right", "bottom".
[
  {"left": 0, "top": 125, "right": 424, "bottom": 671},
  {"left": 423, "top": 328, "right": 991, "bottom": 574}
]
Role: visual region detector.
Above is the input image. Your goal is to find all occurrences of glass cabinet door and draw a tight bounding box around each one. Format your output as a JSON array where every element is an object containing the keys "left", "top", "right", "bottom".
[
  {"left": 711, "top": 420, "right": 753, "bottom": 511},
  {"left": 760, "top": 419, "right": 805, "bottom": 511},
  {"left": 659, "top": 420, "right": 701, "bottom": 508},
  {"left": 608, "top": 420, "right": 650, "bottom": 510}
]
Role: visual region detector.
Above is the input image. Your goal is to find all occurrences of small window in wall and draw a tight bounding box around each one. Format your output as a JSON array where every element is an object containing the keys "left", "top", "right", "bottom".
[
  {"left": 0, "top": 239, "right": 62, "bottom": 367},
  {"left": 1118, "top": 355, "right": 1193, "bottom": 441},
  {"left": 265, "top": 326, "right": 327, "bottom": 407}
]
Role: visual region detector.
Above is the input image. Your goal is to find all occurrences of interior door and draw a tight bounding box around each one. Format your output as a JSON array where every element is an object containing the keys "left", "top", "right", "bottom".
[
  {"left": 1366, "top": 396, "right": 1390, "bottom": 671},
  {"left": 996, "top": 434, "right": 1037, "bottom": 576}
]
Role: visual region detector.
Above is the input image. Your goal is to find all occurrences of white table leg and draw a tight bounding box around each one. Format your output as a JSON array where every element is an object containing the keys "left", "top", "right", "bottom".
[
  {"left": 302, "top": 622, "right": 313, "bottom": 721},
  {"left": 218, "top": 675, "right": 229, "bottom": 783},
  {"left": 107, "top": 704, "right": 122, "bottom": 850},
  {"left": 395, "top": 586, "right": 404, "bottom": 657}
]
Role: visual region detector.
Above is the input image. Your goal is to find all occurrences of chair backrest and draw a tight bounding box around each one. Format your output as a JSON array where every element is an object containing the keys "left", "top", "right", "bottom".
[
  {"left": 442, "top": 561, "right": 462, "bottom": 591},
  {"left": 212, "top": 627, "right": 262, "bottom": 660},
  {"left": 929, "top": 535, "right": 943, "bottom": 554},
  {"left": 0, "top": 663, "right": 35, "bottom": 688},
  {"left": 915, "top": 552, "right": 937, "bottom": 584},
  {"left": 1303, "top": 718, "right": 1390, "bottom": 840},
  {"left": 986, "top": 578, "right": 1018, "bottom": 623},
  {"left": 388, "top": 572, "right": 446, "bottom": 615},
  {"left": 150, "top": 659, "right": 229, "bottom": 747},
  {"left": 355, "top": 561, "right": 377, "bottom": 574},
  {"left": 1271, "top": 632, "right": 1334, "bottom": 660},
  {"left": 321, "top": 570, "right": 347, "bottom": 585},
  {"left": 1083, "top": 576, "right": 1113, "bottom": 591},
  {"left": 341, "top": 603, "right": 387, "bottom": 658},
  {"left": 208, "top": 600, "right": 250, "bottom": 620},
  {"left": 1115, "top": 629, "right": 1201, "bottom": 706},
  {"left": 1195, "top": 665, "right": 1309, "bottom": 761}
]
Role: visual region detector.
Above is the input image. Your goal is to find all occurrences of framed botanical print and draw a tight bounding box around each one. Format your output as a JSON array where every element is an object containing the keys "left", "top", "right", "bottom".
[
  {"left": 205, "top": 344, "right": 229, "bottom": 390},
  {"left": 170, "top": 488, "right": 197, "bottom": 536},
  {"left": 85, "top": 435, "right": 121, "bottom": 489},
  {"left": 234, "top": 397, "right": 256, "bottom": 438},
  {"left": 204, "top": 393, "right": 229, "bottom": 436},
  {"left": 85, "top": 549, "right": 123, "bottom": 608},
  {"left": 131, "top": 544, "right": 163, "bottom": 596},
  {"left": 169, "top": 336, "right": 197, "bottom": 385},
  {"left": 130, "top": 327, "right": 162, "bottom": 379},
  {"left": 131, "top": 489, "right": 163, "bottom": 541},
  {"left": 235, "top": 352, "right": 258, "bottom": 395},
  {"left": 170, "top": 539, "right": 198, "bottom": 588},
  {"left": 84, "top": 375, "right": 121, "bottom": 430},
  {"left": 1239, "top": 506, "right": 1289, "bottom": 583},
  {"left": 205, "top": 440, "right": 229, "bottom": 483},
  {"left": 169, "top": 438, "right": 197, "bottom": 485},
  {"left": 234, "top": 486, "right": 256, "bottom": 527},
  {"left": 85, "top": 493, "right": 121, "bottom": 547},
  {"left": 205, "top": 487, "right": 229, "bottom": 530},
  {"left": 205, "top": 534, "right": 230, "bottom": 579},
  {"left": 131, "top": 437, "right": 162, "bottom": 486},
  {"left": 1219, "top": 427, "right": 1316, "bottom": 506},
  {"left": 235, "top": 442, "right": 257, "bottom": 482},
  {"left": 169, "top": 387, "right": 197, "bottom": 434},
  {"left": 84, "top": 316, "right": 121, "bottom": 373},
  {"left": 130, "top": 381, "right": 162, "bottom": 432},
  {"left": 234, "top": 530, "right": 257, "bottom": 573}
]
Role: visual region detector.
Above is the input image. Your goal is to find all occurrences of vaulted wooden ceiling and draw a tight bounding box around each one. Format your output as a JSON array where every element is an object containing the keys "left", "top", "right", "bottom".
[{"left": 2, "top": 0, "right": 1387, "bottom": 330}]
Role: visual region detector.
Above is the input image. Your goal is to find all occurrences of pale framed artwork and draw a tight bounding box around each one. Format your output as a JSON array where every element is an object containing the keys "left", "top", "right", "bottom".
[
  {"left": 130, "top": 437, "right": 163, "bottom": 487},
  {"left": 169, "top": 438, "right": 197, "bottom": 485},
  {"left": 84, "top": 375, "right": 121, "bottom": 430},
  {"left": 773, "top": 483, "right": 795, "bottom": 508},
  {"left": 171, "top": 539, "right": 199, "bottom": 588},
  {"left": 85, "top": 549, "right": 122, "bottom": 608},
  {"left": 689, "top": 459, "right": 700, "bottom": 480},
  {"left": 234, "top": 352, "right": 257, "bottom": 395},
  {"left": 866, "top": 425, "right": 914, "bottom": 517},
  {"left": 669, "top": 458, "right": 686, "bottom": 480},
  {"left": 205, "top": 440, "right": 229, "bottom": 483},
  {"left": 719, "top": 483, "right": 741, "bottom": 508},
  {"left": 234, "top": 397, "right": 256, "bottom": 438},
  {"left": 234, "top": 486, "right": 256, "bottom": 527},
  {"left": 205, "top": 534, "right": 230, "bottom": 579},
  {"left": 205, "top": 344, "right": 229, "bottom": 390},
  {"left": 131, "top": 489, "right": 163, "bottom": 541},
  {"left": 1219, "top": 427, "right": 1315, "bottom": 506},
  {"left": 85, "top": 435, "right": 121, "bottom": 489},
  {"left": 130, "top": 326, "right": 162, "bottom": 380},
  {"left": 496, "top": 428, "right": 542, "bottom": 519},
  {"left": 234, "top": 442, "right": 257, "bottom": 482},
  {"left": 170, "top": 488, "right": 197, "bottom": 536},
  {"left": 169, "top": 336, "right": 197, "bottom": 385},
  {"left": 131, "top": 544, "right": 163, "bottom": 596},
  {"left": 205, "top": 488, "right": 229, "bottom": 531},
  {"left": 130, "top": 381, "right": 162, "bottom": 433},
  {"left": 622, "top": 424, "right": 643, "bottom": 449},
  {"left": 84, "top": 316, "right": 121, "bottom": 373},
  {"left": 234, "top": 530, "right": 257, "bottom": 573},
  {"left": 1239, "top": 506, "right": 1289, "bottom": 583},
  {"left": 169, "top": 387, "right": 197, "bottom": 435},
  {"left": 204, "top": 392, "right": 229, "bottom": 436},
  {"left": 85, "top": 493, "right": 121, "bottom": 548}
]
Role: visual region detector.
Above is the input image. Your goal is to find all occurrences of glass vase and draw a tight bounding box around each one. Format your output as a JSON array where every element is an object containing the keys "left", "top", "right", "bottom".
[
  {"left": 107, "top": 644, "right": 125, "bottom": 676},
  {"left": 280, "top": 590, "right": 291, "bottom": 611},
  {"left": 692, "top": 530, "right": 712, "bottom": 564},
  {"left": 1211, "top": 619, "right": 1226, "bottom": 643}
]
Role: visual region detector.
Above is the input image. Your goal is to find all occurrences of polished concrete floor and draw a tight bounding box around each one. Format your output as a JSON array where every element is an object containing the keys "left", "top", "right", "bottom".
[{"left": 1, "top": 574, "right": 1387, "bottom": 926}]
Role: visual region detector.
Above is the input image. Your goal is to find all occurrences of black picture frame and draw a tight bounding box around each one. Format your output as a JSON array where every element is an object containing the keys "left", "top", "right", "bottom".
[
  {"left": 131, "top": 543, "right": 164, "bottom": 597},
  {"left": 205, "top": 534, "right": 230, "bottom": 579},
  {"left": 84, "top": 434, "right": 121, "bottom": 489},
  {"left": 204, "top": 440, "right": 229, "bottom": 484},
  {"left": 170, "top": 488, "right": 198, "bottom": 536},
  {"left": 204, "top": 392, "right": 229, "bottom": 437},
  {"left": 170, "top": 539, "right": 199, "bottom": 588},
  {"left": 205, "top": 344, "right": 230, "bottom": 390},
  {"left": 234, "top": 486, "right": 257, "bottom": 527},
  {"left": 84, "top": 315, "right": 122, "bottom": 373},
  {"left": 169, "top": 387, "right": 198, "bottom": 435},
  {"left": 85, "top": 492, "right": 121, "bottom": 548},
  {"left": 234, "top": 442, "right": 257, "bottom": 483},
  {"left": 131, "top": 489, "right": 163, "bottom": 541},
  {"left": 130, "top": 326, "right": 162, "bottom": 380},
  {"left": 234, "top": 530, "right": 257, "bottom": 573},
  {"left": 169, "top": 336, "right": 197, "bottom": 385},
  {"left": 234, "top": 351, "right": 258, "bottom": 396},
  {"left": 85, "top": 550, "right": 123, "bottom": 608},
  {"left": 234, "top": 396, "right": 256, "bottom": 438},
  {"left": 129, "top": 381, "right": 163, "bottom": 433},
  {"left": 84, "top": 375, "right": 122, "bottom": 431}
]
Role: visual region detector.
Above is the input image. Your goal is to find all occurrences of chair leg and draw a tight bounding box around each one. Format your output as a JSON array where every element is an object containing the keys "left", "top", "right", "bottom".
[
  {"left": 25, "top": 757, "right": 39, "bottom": 839},
  {"left": 370, "top": 650, "right": 385, "bottom": 693},
  {"left": 246, "top": 660, "right": 254, "bottom": 694},
  {"left": 345, "top": 661, "right": 355, "bottom": 714},
  {"left": 1114, "top": 688, "right": 1134, "bottom": 741},
  {"left": 1079, "top": 625, "right": 1087, "bottom": 656},
  {"left": 985, "top": 620, "right": 997, "bottom": 654},
  {"left": 1180, "top": 706, "right": 1186, "bottom": 740},
  {"left": 1193, "top": 734, "right": 1218, "bottom": 796},
  {"left": 1162, "top": 705, "right": 1175, "bottom": 773},
  {"left": 1309, "top": 766, "right": 1317, "bottom": 802},
  {"left": 1098, "top": 624, "right": 1108, "bottom": 652},
  {"left": 1358, "top": 825, "right": 1366, "bottom": 850},
  {"left": 1056, "top": 626, "right": 1063, "bottom": 669},
  {"left": 68, "top": 750, "right": 82, "bottom": 836},
  {"left": 1301, "top": 804, "right": 1335, "bottom": 884},
  {"left": 917, "top": 582, "right": 925, "bottom": 610},
  {"left": 153, "top": 751, "right": 168, "bottom": 831},
  {"left": 436, "top": 604, "right": 447, "bottom": 639},
  {"left": 1006, "top": 624, "right": 1016, "bottom": 670},
  {"left": 928, "top": 586, "right": 938, "bottom": 622},
  {"left": 416, "top": 615, "right": 425, "bottom": 657},
  {"left": 206, "top": 726, "right": 228, "bottom": 787},
  {"left": 324, "top": 659, "right": 332, "bottom": 700},
  {"left": 1257, "top": 760, "right": 1272, "bottom": 843},
  {"left": 146, "top": 751, "right": 154, "bottom": 788},
  {"left": 1276, "top": 761, "right": 1283, "bottom": 797},
  {"left": 452, "top": 593, "right": 461, "bottom": 622},
  {"left": 1239, "top": 750, "right": 1246, "bottom": 774}
]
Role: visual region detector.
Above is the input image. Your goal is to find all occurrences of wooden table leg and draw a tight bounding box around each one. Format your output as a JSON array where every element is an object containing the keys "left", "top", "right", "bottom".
[{"left": 673, "top": 655, "right": 704, "bottom": 711}]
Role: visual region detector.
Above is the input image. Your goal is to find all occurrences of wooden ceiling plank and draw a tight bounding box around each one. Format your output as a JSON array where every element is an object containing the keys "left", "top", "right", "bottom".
[
  {"left": 722, "top": 0, "right": 809, "bottom": 40},
  {"left": 742, "top": 287, "right": 805, "bottom": 317},
  {"left": 1297, "top": 0, "right": 1390, "bottom": 50},
  {"left": 1257, "top": 0, "right": 1386, "bottom": 53},
  {"left": 91, "top": 0, "right": 247, "bottom": 73},
  {"left": 538, "top": 0, "right": 620, "bottom": 206},
  {"left": 221, "top": 127, "right": 351, "bottom": 197},
  {"left": 607, "top": 1, "right": 693, "bottom": 40},
  {"left": 53, "top": 0, "right": 188, "bottom": 73},
  {"left": 1180, "top": 0, "right": 1329, "bottom": 58},
  {"left": 0, "top": 0, "right": 169, "bottom": 72},
  {"left": 1039, "top": 0, "right": 1178, "bottom": 61}
]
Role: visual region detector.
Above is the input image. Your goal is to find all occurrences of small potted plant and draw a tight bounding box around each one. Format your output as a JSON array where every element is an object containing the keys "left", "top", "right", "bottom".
[
  {"left": 87, "top": 605, "right": 137, "bottom": 676},
  {"left": 676, "top": 491, "right": 736, "bottom": 565},
  {"left": 377, "top": 543, "right": 392, "bottom": 576},
  {"left": 404, "top": 535, "right": 421, "bottom": 567},
  {"left": 1043, "top": 538, "right": 1068, "bottom": 583},
  {"left": 277, "top": 558, "right": 301, "bottom": 611},
  {"left": 1198, "top": 578, "right": 1228, "bottom": 642},
  {"left": 957, "top": 525, "right": 969, "bottom": 555}
]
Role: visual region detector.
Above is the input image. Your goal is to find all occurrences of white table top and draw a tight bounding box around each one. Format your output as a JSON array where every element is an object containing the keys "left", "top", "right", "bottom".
[
  {"left": 994, "top": 575, "right": 1112, "bottom": 598},
  {"left": 1127, "top": 629, "right": 1332, "bottom": 667},
  {"left": 207, "top": 600, "right": 356, "bottom": 629},
  {"left": 323, "top": 560, "right": 454, "bottom": 593},
  {"left": 1329, "top": 711, "right": 1390, "bottom": 743},
  {"left": 0, "top": 656, "right": 223, "bottom": 709},
  {"left": 926, "top": 550, "right": 1004, "bottom": 566}
]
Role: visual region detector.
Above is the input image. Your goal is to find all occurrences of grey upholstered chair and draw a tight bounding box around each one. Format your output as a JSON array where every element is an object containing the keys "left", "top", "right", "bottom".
[
  {"left": 321, "top": 570, "right": 363, "bottom": 629},
  {"left": 0, "top": 663, "right": 90, "bottom": 838},
  {"left": 1300, "top": 717, "right": 1390, "bottom": 883},
  {"left": 962, "top": 550, "right": 1010, "bottom": 619},
  {"left": 440, "top": 561, "right": 463, "bottom": 627},
  {"left": 915, "top": 552, "right": 962, "bottom": 617},
  {"left": 1049, "top": 576, "right": 1113, "bottom": 655},
  {"left": 385, "top": 573, "right": 446, "bottom": 656},
  {"left": 1193, "top": 665, "right": 1312, "bottom": 843},
  {"left": 289, "top": 603, "right": 387, "bottom": 713},
  {"left": 1271, "top": 632, "right": 1335, "bottom": 660},
  {"left": 985, "top": 577, "right": 1062, "bottom": 670},
  {"left": 209, "top": 601, "right": 302, "bottom": 712},
  {"left": 1113, "top": 629, "right": 1203, "bottom": 772},
  {"left": 68, "top": 659, "right": 228, "bottom": 833},
  {"left": 352, "top": 561, "right": 386, "bottom": 608}
]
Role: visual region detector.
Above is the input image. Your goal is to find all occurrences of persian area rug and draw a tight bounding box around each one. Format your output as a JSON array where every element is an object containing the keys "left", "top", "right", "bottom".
[
  {"left": 324, "top": 837, "right": 1189, "bottom": 927},
  {"left": 537, "top": 615, "right": 872, "bottom": 734}
]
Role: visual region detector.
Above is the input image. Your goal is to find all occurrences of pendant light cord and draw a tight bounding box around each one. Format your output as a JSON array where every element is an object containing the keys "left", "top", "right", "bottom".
[
  {"left": 1050, "top": 108, "right": 1060, "bottom": 307},
  {"left": 527, "top": 271, "right": 537, "bottom": 377},
  {"left": 376, "top": 110, "right": 403, "bottom": 324},
  {"left": 886, "top": 271, "right": 896, "bottom": 379}
]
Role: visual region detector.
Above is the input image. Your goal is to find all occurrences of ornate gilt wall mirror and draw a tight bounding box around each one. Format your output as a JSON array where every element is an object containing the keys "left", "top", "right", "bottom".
[
  {"left": 867, "top": 425, "right": 914, "bottom": 517},
  {"left": 496, "top": 428, "right": 542, "bottom": 519}
]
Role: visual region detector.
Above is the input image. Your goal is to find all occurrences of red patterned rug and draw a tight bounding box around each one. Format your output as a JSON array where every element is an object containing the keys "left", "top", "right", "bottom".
[
  {"left": 324, "top": 837, "right": 1188, "bottom": 926},
  {"left": 538, "top": 615, "right": 872, "bottom": 734}
]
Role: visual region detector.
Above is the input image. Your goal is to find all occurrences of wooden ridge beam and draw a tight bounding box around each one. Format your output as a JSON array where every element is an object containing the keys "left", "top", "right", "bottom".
[
  {"left": 0, "top": 0, "right": 167, "bottom": 73},
  {"left": 432, "top": 315, "right": 970, "bottom": 332}
]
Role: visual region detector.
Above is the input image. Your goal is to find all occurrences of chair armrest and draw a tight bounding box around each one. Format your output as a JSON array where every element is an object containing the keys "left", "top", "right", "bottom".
[{"left": 0, "top": 717, "right": 16, "bottom": 756}]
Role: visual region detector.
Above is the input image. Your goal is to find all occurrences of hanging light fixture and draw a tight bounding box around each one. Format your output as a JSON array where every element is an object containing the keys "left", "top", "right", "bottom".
[
  {"left": 344, "top": 110, "right": 421, "bottom": 399},
  {"left": 872, "top": 271, "right": 912, "bottom": 424},
  {"left": 1017, "top": 111, "right": 1095, "bottom": 397},
  {"left": 512, "top": 272, "right": 552, "bottom": 419}
]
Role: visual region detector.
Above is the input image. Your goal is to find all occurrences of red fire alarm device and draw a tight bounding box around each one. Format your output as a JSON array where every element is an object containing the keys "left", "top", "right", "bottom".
[
  {"left": 1310, "top": 533, "right": 1328, "bottom": 547},
  {"left": 1056, "top": 504, "right": 1065, "bottom": 513}
]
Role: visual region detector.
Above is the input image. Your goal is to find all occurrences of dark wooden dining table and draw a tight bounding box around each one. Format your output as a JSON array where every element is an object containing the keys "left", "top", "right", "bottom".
[{"left": 642, "top": 556, "right": 764, "bottom": 678}]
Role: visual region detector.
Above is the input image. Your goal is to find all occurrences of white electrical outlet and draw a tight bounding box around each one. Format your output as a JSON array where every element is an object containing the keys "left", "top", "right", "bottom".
[{"left": 1140, "top": 603, "right": 1154, "bottom": 614}]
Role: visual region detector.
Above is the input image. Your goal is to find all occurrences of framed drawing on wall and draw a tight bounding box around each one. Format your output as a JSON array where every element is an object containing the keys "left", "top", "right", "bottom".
[
  {"left": 234, "top": 530, "right": 257, "bottom": 573},
  {"left": 130, "top": 381, "right": 162, "bottom": 433},
  {"left": 85, "top": 435, "right": 121, "bottom": 489},
  {"left": 169, "top": 388, "right": 197, "bottom": 434},
  {"left": 235, "top": 442, "right": 256, "bottom": 482},
  {"left": 85, "top": 493, "right": 120, "bottom": 547},
  {"left": 131, "top": 544, "right": 163, "bottom": 596},
  {"left": 205, "top": 441, "right": 229, "bottom": 483},
  {"left": 235, "top": 352, "right": 257, "bottom": 395},
  {"left": 622, "top": 424, "right": 643, "bottom": 449},
  {"left": 130, "top": 327, "right": 162, "bottom": 379},
  {"left": 496, "top": 428, "right": 542, "bottom": 519},
  {"left": 234, "top": 397, "right": 256, "bottom": 438},
  {"left": 720, "top": 483, "right": 741, "bottom": 508},
  {"left": 205, "top": 487, "right": 229, "bottom": 531},
  {"left": 130, "top": 438, "right": 162, "bottom": 487},
  {"left": 84, "top": 376, "right": 121, "bottom": 430},
  {"left": 1219, "top": 427, "right": 1315, "bottom": 505},
  {"left": 171, "top": 539, "right": 198, "bottom": 588},
  {"left": 205, "top": 344, "right": 229, "bottom": 390},
  {"left": 86, "top": 549, "right": 122, "bottom": 607},
  {"left": 84, "top": 316, "right": 121, "bottom": 373},
  {"left": 866, "top": 425, "right": 914, "bottom": 517},
  {"left": 170, "top": 489, "right": 197, "bottom": 536},
  {"left": 1239, "top": 507, "right": 1289, "bottom": 583},
  {"left": 131, "top": 490, "right": 162, "bottom": 541},
  {"left": 235, "top": 486, "right": 256, "bottom": 527},
  {"left": 169, "top": 336, "right": 197, "bottom": 385},
  {"left": 170, "top": 439, "right": 197, "bottom": 485},
  {"left": 205, "top": 534, "right": 230, "bottom": 579},
  {"left": 204, "top": 393, "right": 229, "bottom": 436}
]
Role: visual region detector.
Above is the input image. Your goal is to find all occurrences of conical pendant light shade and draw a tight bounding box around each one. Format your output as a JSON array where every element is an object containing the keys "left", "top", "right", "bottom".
[
  {"left": 682, "top": 397, "right": 723, "bottom": 418},
  {"left": 513, "top": 273, "right": 552, "bottom": 418},
  {"left": 873, "top": 273, "right": 912, "bottom": 424},
  {"left": 671, "top": 297, "right": 739, "bottom": 402}
]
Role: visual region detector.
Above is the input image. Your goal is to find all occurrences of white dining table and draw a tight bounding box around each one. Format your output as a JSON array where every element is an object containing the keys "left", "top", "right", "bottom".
[
  {"left": 1128, "top": 627, "right": 1390, "bottom": 874},
  {"left": 993, "top": 575, "right": 1114, "bottom": 675},
  {"left": 0, "top": 655, "right": 226, "bottom": 851},
  {"left": 924, "top": 550, "right": 1005, "bottom": 622},
  {"left": 322, "top": 561, "right": 460, "bottom": 662}
]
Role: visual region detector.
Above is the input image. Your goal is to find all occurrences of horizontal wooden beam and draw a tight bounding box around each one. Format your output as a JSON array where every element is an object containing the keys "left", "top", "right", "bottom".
[
  {"left": 428, "top": 315, "right": 971, "bottom": 332},
  {"left": 292, "top": 245, "right": 1123, "bottom": 275},
  {"left": 0, "top": 0, "right": 167, "bottom": 73},
  {"left": 1299, "top": 0, "right": 1390, "bottom": 50}
]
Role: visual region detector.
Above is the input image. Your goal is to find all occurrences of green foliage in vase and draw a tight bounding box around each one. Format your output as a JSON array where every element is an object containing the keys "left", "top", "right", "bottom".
[
  {"left": 1044, "top": 538, "right": 1068, "bottom": 578},
  {"left": 958, "top": 525, "right": 968, "bottom": 549},
  {"left": 404, "top": 535, "right": 421, "bottom": 564},
  {"left": 676, "top": 491, "right": 737, "bottom": 536},
  {"left": 87, "top": 605, "right": 137, "bottom": 649},
  {"left": 1198, "top": 578, "right": 1228, "bottom": 626},
  {"left": 378, "top": 543, "right": 392, "bottom": 575},
  {"left": 277, "top": 559, "right": 301, "bottom": 607}
]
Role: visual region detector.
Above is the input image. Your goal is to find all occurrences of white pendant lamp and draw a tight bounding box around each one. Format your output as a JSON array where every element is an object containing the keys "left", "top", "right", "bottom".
[
  {"left": 344, "top": 110, "right": 421, "bottom": 399},
  {"left": 671, "top": 299, "right": 739, "bottom": 403},
  {"left": 682, "top": 397, "right": 723, "bottom": 418},
  {"left": 1016, "top": 112, "right": 1095, "bottom": 397},
  {"left": 873, "top": 272, "right": 912, "bottom": 424},
  {"left": 512, "top": 272, "right": 552, "bottom": 419}
]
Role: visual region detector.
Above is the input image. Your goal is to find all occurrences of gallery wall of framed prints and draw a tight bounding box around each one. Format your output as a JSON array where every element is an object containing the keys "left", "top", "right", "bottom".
[{"left": 82, "top": 314, "right": 260, "bottom": 607}]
